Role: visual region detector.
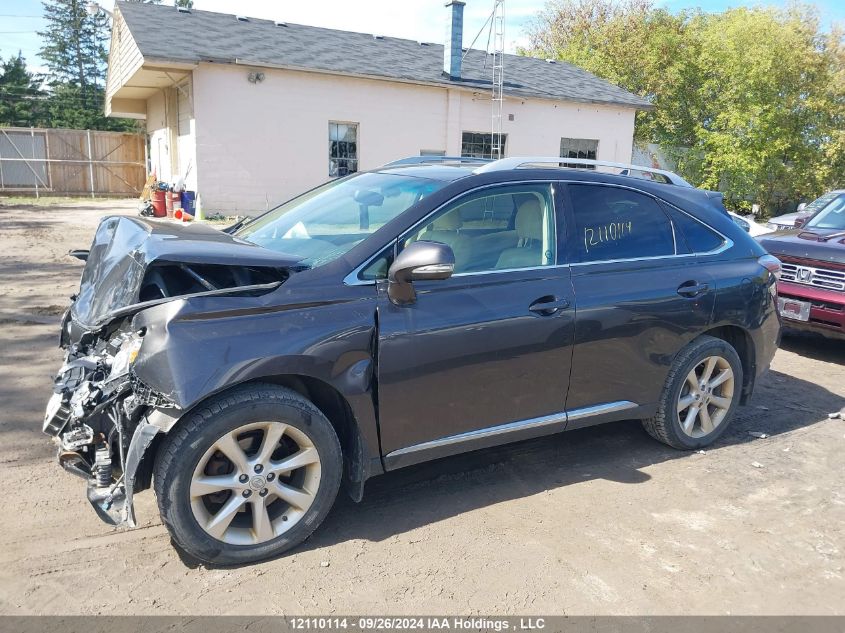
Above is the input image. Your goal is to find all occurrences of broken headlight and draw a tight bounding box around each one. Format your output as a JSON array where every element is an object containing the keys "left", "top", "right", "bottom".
[{"left": 108, "top": 332, "right": 144, "bottom": 380}]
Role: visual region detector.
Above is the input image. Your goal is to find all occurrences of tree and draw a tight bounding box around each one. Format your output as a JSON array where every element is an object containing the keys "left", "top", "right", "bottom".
[
  {"left": 39, "top": 0, "right": 109, "bottom": 91},
  {"left": 0, "top": 52, "right": 46, "bottom": 127},
  {"left": 37, "top": 0, "right": 138, "bottom": 131},
  {"left": 525, "top": 0, "right": 845, "bottom": 215},
  {"left": 44, "top": 83, "right": 137, "bottom": 131}
]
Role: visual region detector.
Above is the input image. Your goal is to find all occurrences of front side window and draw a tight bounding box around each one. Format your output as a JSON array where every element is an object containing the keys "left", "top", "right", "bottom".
[
  {"left": 560, "top": 138, "right": 598, "bottom": 169},
  {"left": 461, "top": 132, "right": 507, "bottom": 159},
  {"left": 404, "top": 184, "right": 556, "bottom": 274},
  {"left": 329, "top": 122, "right": 358, "bottom": 177},
  {"left": 805, "top": 193, "right": 845, "bottom": 230},
  {"left": 569, "top": 184, "right": 675, "bottom": 263},
  {"left": 236, "top": 172, "right": 446, "bottom": 269}
]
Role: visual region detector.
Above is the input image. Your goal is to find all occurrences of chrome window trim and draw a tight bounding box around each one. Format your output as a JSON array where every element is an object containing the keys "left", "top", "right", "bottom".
[
  {"left": 564, "top": 182, "right": 733, "bottom": 266},
  {"left": 385, "top": 400, "right": 637, "bottom": 459},
  {"left": 344, "top": 179, "right": 559, "bottom": 286},
  {"left": 343, "top": 179, "right": 734, "bottom": 285}
]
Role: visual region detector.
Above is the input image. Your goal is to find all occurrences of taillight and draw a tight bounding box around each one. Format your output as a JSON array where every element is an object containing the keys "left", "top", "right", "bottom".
[
  {"left": 759, "top": 254, "right": 782, "bottom": 279},
  {"left": 759, "top": 254, "right": 781, "bottom": 299}
]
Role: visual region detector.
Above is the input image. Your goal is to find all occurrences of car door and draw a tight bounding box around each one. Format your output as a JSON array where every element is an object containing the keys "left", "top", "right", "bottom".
[
  {"left": 562, "top": 183, "right": 716, "bottom": 425},
  {"left": 376, "top": 182, "right": 576, "bottom": 467}
]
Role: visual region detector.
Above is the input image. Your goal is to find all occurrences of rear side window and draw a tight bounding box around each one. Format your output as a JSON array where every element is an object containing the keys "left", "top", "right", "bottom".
[
  {"left": 568, "top": 185, "right": 675, "bottom": 263},
  {"left": 665, "top": 206, "right": 725, "bottom": 254}
]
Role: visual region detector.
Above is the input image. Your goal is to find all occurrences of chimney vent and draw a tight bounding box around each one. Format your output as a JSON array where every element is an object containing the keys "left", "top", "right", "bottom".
[{"left": 443, "top": 1, "right": 465, "bottom": 79}]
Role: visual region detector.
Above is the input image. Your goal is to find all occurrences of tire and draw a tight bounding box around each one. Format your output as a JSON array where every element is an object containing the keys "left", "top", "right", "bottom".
[
  {"left": 642, "top": 335, "right": 743, "bottom": 450},
  {"left": 154, "top": 383, "right": 342, "bottom": 565}
]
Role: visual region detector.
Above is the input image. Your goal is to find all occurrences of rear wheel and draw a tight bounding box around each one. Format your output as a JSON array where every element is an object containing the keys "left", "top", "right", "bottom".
[
  {"left": 154, "top": 383, "right": 342, "bottom": 565},
  {"left": 642, "top": 335, "right": 743, "bottom": 450}
]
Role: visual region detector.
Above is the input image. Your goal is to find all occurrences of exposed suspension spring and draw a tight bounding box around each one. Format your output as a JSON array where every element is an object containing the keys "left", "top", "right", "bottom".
[{"left": 94, "top": 441, "right": 112, "bottom": 488}]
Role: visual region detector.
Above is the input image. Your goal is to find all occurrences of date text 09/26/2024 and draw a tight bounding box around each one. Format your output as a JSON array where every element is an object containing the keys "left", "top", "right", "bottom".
[{"left": 289, "top": 617, "right": 547, "bottom": 631}]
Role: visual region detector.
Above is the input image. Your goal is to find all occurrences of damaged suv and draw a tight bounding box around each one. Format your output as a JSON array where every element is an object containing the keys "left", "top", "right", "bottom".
[{"left": 45, "top": 157, "right": 780, "bottom": 564}]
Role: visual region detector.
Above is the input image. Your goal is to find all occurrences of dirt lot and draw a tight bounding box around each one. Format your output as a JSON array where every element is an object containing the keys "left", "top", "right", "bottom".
[{"left": 0, "top": 199, "right": 843, "bottom": 615}]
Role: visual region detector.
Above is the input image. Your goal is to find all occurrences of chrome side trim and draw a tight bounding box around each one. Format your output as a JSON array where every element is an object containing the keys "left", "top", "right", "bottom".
[
  {"left": 386, "top": 400, "right": 637, "bottom": 459},
  {"left": 566, "top": 400, "right": 639, "bottom": 421},
  {"left": 567, "top": 243, "right": 733, "bottom": 268},
  {"left": 387, "top": 411, "right": 568, "bottom": 458}
]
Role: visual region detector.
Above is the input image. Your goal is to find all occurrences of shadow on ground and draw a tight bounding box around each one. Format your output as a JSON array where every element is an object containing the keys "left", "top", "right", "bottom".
[
  {"left": 173, "top": 361, "right": 843, "bottom": 569},
  {"left": 779, "top": 330, "right": 845, "bottom": 364}
]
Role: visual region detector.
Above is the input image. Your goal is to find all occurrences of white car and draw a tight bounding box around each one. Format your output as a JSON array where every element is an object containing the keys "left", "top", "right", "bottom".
[
  {"left": 765, "top": 211, "right": 804, "bottom": 231},
  {"left": 729, "top": 212, "right": 771, "bottom": 236}
]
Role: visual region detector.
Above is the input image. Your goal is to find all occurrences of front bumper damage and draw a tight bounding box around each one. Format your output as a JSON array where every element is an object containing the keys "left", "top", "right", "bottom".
[{"left": 44, "top": 324, "right": 178, "bottom": 527}]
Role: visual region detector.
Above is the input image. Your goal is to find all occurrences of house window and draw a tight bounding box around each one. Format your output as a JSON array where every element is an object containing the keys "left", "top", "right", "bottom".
[
  {"left": 461, "top": 132, "right": 507, "bottom": 159},
  {"left": 329, "top": 122, "right": 358, "bottom": 177},
  {"left": 560, "top": 138, "right": 598, "bottom": 168}
]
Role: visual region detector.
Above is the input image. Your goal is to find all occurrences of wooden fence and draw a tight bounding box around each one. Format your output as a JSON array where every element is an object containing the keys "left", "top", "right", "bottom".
[{"left": 0, "top": 127, "right": 146, "bottom": 197}]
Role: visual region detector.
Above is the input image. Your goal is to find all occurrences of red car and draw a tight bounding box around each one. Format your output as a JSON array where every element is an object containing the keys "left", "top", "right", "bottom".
[{"left": 757, "top": 190, "right": 845, "bottom": 340}]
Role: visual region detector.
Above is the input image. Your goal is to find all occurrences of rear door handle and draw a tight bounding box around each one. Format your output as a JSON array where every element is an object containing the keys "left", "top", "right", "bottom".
[
  {"left": 677, "top": 281, "right": 709, "bottom": 298},
  {"left": 529, "top": 296, "right": 571, "bottom": 316}
]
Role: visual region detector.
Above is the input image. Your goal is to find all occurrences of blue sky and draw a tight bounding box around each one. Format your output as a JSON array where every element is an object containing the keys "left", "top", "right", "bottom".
[{"left": 1, "top": 0, "right": 843, "bottom": 75}]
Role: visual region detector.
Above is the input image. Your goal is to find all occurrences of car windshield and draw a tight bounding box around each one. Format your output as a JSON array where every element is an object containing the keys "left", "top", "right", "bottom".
[
  {"left": 805, "top": 193, "right": 845, "bottom": 230},
  {"left": 235, "top": 172, "right": 447, "bottom": 268}
]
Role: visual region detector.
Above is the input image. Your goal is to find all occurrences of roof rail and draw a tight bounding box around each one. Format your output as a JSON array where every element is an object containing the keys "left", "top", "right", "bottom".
[
  {"left": 473, "top": 157, "right": 693, "bottom": 187},
  {"left": 384, "top": 156, "right": 493, "bottom": 167}
]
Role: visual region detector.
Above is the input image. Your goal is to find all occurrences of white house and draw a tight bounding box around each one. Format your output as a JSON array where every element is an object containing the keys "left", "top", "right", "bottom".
[{"left": 105, "top": 1, "right": 652, "bottom": 214}]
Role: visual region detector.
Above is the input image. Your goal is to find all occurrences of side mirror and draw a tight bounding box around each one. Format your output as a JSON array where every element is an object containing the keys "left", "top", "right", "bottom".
[
  {"left": 797, "top": 203, "right": 807, "bottom": 212},
  {"left": 387, "top": 241, "right": 455, "bottom": 305}
]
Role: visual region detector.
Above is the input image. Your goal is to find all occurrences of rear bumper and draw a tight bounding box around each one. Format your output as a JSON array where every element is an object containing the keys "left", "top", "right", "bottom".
[{"left": 777, "top": 280, "right": 845, "bottom": 340}]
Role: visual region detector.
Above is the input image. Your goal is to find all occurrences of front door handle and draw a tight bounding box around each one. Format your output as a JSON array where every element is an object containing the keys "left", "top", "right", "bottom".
[
  {"left": 677, "top": 281, "right": 709, "bottom": 298},
  {"left": 529, "top": 296, "right": 571, "bottom": 316}
]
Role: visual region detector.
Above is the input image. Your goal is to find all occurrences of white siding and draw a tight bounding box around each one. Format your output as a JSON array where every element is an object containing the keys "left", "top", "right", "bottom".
[
  {"left": 105, "top": 10, "right": 144, "bottom": 105},
  {"left": 145, "top": 80, "right": 197, "bottom": 190},
  {"left": 175, "top": 79, "right": 197, "bottom": 191},
  {"left": 146, "top": 90, "right": 175, "bottom": 183},
  {"left": 190, "top": 63, "right": 637, "bottom": 214}
]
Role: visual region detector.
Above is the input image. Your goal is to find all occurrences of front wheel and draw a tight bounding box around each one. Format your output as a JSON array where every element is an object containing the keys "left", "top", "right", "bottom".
[
  {"left": 642, "top": 335, "right": 743, "bottom": 450},
  {"left": 154, "top": 384, "right": 342, "bottom": 565}
]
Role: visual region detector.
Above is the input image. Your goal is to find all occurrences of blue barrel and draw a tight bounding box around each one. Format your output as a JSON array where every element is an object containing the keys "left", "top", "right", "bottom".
[{"left": 180, "top": 191, "right": 196, "bottom": 216}]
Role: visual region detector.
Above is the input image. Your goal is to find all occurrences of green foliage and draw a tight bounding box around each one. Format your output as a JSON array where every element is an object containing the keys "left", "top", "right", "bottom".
[
  {"left": 39, "top": 0, "right": 109, "bottom": 89},
  {"left": 36, "top": 0, "right": 138, "bottom": 132},
  {"left": 44, "top": 84, "right": 139, "bottom": 131},
  {"left": 0, "top": 53, "right": 46, "bottom": 127},
  {"left": 525, "top": 0, "right": 845, "bottom": 215}
]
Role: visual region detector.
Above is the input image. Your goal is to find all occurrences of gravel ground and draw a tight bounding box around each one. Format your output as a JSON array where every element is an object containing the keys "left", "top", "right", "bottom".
[{"left": 0, "top": 199, "right": 843, "bottom": 615}]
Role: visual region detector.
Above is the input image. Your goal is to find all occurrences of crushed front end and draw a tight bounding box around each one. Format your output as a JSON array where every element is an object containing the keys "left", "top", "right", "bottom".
[
  {"left": 43, "top": 215, "right": 299, "bottom": 527},
  {"left": 44, "top": 318, "right": 176, "bottom": 526}
]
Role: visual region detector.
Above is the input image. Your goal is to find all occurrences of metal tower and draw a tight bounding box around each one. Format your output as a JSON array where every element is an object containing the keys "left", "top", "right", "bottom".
[{"left": 491, "top": 0, "right": 505, "bottom": 159}]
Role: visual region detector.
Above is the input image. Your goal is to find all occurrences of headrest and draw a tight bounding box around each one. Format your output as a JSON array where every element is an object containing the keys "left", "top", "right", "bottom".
[{"left": 515, "top": 198, "right": 543, "bottom": 239}]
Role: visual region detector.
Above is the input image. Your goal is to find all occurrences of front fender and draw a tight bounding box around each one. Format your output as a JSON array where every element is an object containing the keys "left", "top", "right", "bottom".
[{"left": 129, "top": 287, "right": 381, "bottom": 464}]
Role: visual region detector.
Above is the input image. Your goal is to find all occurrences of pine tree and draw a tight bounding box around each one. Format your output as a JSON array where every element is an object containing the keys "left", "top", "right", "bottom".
[
  {"left": 0, "top": 52, "right": 46, "bottom": 127},
  {"left": 37, "top": 0, "right": 138, "bottom": 131},
  {"left": 38, "top": 0, "right": 109, "bottom": 91}
]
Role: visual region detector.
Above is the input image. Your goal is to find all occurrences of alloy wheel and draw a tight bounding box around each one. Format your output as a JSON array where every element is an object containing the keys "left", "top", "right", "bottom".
[
  {"left": 190, "top": 421, "right": 322, "bottom": 545},
  {"left": 676, "top": 355, "right": 735, "bottom": 439}
]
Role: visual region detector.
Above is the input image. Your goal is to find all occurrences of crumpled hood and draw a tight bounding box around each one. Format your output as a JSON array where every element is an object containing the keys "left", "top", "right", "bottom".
[
  {"left": 756, "top": 228, "right": 845, "bottom": 265},
  {"left": 71, "top": 216, "right": 302, "bottom": 329}
]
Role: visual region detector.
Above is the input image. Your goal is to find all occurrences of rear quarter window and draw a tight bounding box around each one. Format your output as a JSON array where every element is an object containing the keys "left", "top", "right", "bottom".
[
  {"left": 568, "top": 184, "right": 675, "bottom": 263},
  {"left": 664, "top": 206, "right": 726, "bottom": 254}
]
